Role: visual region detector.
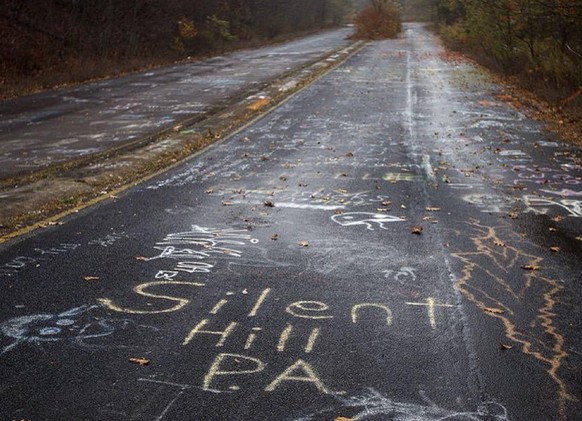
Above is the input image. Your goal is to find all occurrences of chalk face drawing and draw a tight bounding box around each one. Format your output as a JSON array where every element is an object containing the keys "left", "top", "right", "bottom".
[
  {"left": 0, "top": 305, "right": 119, "bottom": 355},
  {"left": 332, "top": 212, "right": 405, "bottom": 230},
  {"left": 295, "top": 388, "right": 510, "bottom": 421}
]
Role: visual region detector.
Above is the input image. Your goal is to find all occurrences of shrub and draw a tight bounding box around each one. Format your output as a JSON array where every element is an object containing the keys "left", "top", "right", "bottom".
[{"left": 353, "top": 0, "right": 402, "bottom": 40}]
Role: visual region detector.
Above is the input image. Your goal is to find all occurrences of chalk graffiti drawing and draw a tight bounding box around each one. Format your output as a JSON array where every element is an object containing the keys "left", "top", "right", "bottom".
[
  {"left": 0, "top": 305, "right": 121, "bottom": 355},
  {"left": 523, "top": 195, "right": 582, "bottom": 217},
  {"left": 294, "top": 388, "right": 509, "bottom": 420},
  {"left": 332, "top": 212, "right": 405, "bottom": 230},
  {"left": 149, "top": 225, "right": 259, "bottom": 261},
  {"left": 383, "top": 267, "right": 417, "bottom": 282}
]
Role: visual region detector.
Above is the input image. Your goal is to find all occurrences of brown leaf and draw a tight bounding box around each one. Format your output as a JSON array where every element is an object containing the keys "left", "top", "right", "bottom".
[
  {"left": 298, "top": 240, "right": 309, "bottom": 248},
  {"left": 205, "top": 188, "right": 214, "bottom": 194},
  {"left": 271, "top": 234, "right": 279, "bottom": 241},
  {"left": 345, "top": 152, "right": 354, "bottom": 157},
  {"left": 513, "top": 184, "right": 526, "bottom": 190},
  {"left": 264, "top": 200, "right": 275, "bottom": 207},
  {"left": 494, "top": 241, "right": 506, "bottom": 247},
  {"left": 552, "top": 215, "right": 565, "bottom": 222},
  {"left": 334, "top": 210, "right": 343, "bottom": 215},
  {"left": 83, "top": 276, "right": 99, "bottom": 281},
  {"left": 549, "top": 246, "right": 560, "bottom": 253},
  {"left": 129, "top": 357, "right": 150, "bottom": 366},
  {"left": 521, "top": 265, "right": 540, "bottom": 271},
  {"left": 484, "top": 307, "right": 505, "bottom": 315},
  {"left": 411, "top": 226, "right": 423, "bottom": 235}
]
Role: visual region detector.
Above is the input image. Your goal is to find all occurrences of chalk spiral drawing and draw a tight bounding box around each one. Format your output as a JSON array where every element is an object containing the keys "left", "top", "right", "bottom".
[
  {"left": 0, "top": 305, "right": 122, "bottom": 355},
  {"left": 332, "top": 212, "right": 405, "bottom": 230},
  {"left": 294, "top": 388, "right": 509, "bottom": 421}
]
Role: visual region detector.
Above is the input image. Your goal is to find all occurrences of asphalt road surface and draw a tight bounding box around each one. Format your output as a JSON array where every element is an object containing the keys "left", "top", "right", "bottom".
[
  {"left": 0, "top": 28, "right": 351, "bottom": 179},
  {"left": 1, "top": 23, "right": 581, "bottom": 421}
]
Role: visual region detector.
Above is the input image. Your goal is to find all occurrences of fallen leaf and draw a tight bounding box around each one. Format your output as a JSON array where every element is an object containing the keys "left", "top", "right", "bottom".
[
  {"left": 552, "top": 215, "right": 565, "bottom": 222},
  {"left": 549, "top": 227, "right": 557, "bottom": 232},
  {"left": 377, "top": 208, "right": 389, "bottom": 212},
  {"left": 345, "top": 152, "right": 354, "bottom": 157},
  {"left": 508, "top": 212, "right": 519, "bottom": 219},
  {"left": 425, "top": 207, "right": 441, "bottom": 212},
  {"left": 521, "top": 265, "right": 540, "bottom": 271},
  {"left": 576, "top": 236, "right": 582, "bottom": 241},
  {"left": 279, "top": 176, "right": 288, "bottom": 181},
  {"left": 135, "top": 256, "right": 149, "bottom": 261},
  {"left": 500, "top": 343, "right": 513, "bottom": 351},
  {"left": 298, "top": 240, "right": 309, "bottom": 247},
  {"left": 222, "top": 201, "right": 234, "bottom": 206},
  {"left": 411, "top": 226, "right": 423, "bottom": 235},
  {"left": 129, "top": 357, "right": 150, "bottom": 366},
  {"left": 83, "top": 276, "right": 99, "bottom": 281},
  {"left": 484, "top": 307, "right": 504, "bottom": 315},
  {"left": 549, "top": 246, "right": 560, "bottom": 252},
  {"left": 264, "top": 200, "right": 275, "bottom": 207},
  {"left": 334, "top": 210, "right": 343, "bottom": 215},
  {"left": 513, "top": 184, "right": 526, "bottom": 190},
  {"left": 271, "top": 234, "right": 279, "bottom": 241},
  {"left": 494, "top": 241, "right": 506, "bottom": 247},
  {"left": 381, "top": 200, "right": 391, "bottom": 206},
  {"left": 260, "top": 155, "right": 268, "bottom": 161},
  {"left": 205, "top": 188, "right": 214, "bottom": 194},
  {"left": 335, "top": 417, "right": 354, "bottom": 421}
]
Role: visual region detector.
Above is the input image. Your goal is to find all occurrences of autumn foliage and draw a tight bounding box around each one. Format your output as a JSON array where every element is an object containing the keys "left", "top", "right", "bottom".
[
  {"left": 435, "top": 0, "right": 582, "bottom": 100},
  {"left": 353, "top": 0, "right": 402, "bottom": 40}
]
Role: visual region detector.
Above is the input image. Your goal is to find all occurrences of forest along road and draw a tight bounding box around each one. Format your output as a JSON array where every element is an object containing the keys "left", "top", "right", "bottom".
[
  {"left": 1, "top": 23, "right": 581, "bottom": 421},
  {"left": 0, "top": 28, "right": 352, "bottom": 179}
]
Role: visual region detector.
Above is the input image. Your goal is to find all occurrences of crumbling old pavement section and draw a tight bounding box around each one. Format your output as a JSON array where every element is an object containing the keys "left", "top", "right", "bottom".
[{"left": 0, "top": 23, "right": 581, "bottom": 421}]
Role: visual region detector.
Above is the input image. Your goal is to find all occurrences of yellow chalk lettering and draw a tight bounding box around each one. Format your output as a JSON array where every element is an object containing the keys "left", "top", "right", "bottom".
[
  {"left": 277, "top": 324, "right": 293, "bottom": 352},
  {"left": 98, "top": 281, "right": 204, "bottom": 314},
  {"left": 405, "top": 297, "right": 455, "bottom": 330},
  {"left": 351, "top": 303, "right": 393, "bottom": 326},
  {"left": 210, "top": 299, "right": 229, "bottom": 314},
  {"left": 286, "top": 301, "right": 333, "bottom": 319},
  {"left": 304, "top": 328, "right": 320, "bottom": 353},
  {"left": 248, "top": 288, "right": 271, "bottom": 317},
  {"left": 183, "top": 319, "right": 237, "bottom": 346},
  {"left": 265, "top": 359, "right": 337, "bottom": 394},
  {"left": 203, "top": 353, "right": 265, "bottom": 391}
]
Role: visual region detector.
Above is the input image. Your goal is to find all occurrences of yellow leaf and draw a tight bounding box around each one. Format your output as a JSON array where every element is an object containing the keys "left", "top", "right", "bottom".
[{"left": 411, "top": 226, "right": 423, "bottom": 235}]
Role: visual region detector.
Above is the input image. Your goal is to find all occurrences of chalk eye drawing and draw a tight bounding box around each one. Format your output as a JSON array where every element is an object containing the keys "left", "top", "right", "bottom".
[
  {"left": 383, "top": 267, "right": 417, "bottom": 282},
  {"left": 294, "top": 388, "right": 509, "bottom": 421},
  {"left": 0, "top": 305, "right": 120, "bottom": 355},
  {"left": 332, "top": 212, "right": 405, "bottom": 230}
]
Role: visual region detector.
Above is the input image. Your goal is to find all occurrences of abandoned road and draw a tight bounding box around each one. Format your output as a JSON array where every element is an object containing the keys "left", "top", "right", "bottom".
[
  {"left": 0, "top": 28, "right": 351, "bottom": 179},
  {"left": 1, "top": 23, "right": 581, "bottom": 421}
]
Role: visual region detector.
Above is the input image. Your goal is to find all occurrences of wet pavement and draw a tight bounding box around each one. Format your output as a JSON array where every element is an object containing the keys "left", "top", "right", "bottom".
[
  {"left": 0, "top": 28, "right": 352, "bottom": 179},
  {"left": 0, "top": 23, "right": 581, "bottom": 421}
]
